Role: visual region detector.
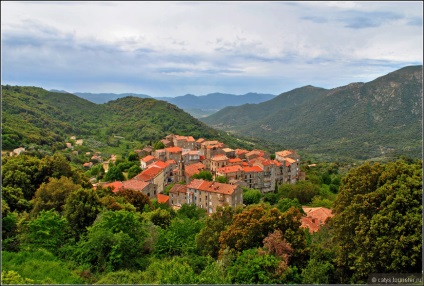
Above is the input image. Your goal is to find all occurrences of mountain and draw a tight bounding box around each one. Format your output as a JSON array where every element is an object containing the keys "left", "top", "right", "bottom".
[
  {"left": 73, "top": 92, "right": 152, "bottom": 104},
  {"left": 155, "top": 92, "right": 276, "bottom": 118},
  {"left": 202, "top": 66, "right": 423, "bottom": 161},
  {"left": 1, "top": 85, "right": 253, "bottom": 152}
]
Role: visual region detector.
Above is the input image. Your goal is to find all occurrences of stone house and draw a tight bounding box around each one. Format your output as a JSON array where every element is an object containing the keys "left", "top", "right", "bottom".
[{"left": 186, "top": 179, "right": 243, "bottom": 214}]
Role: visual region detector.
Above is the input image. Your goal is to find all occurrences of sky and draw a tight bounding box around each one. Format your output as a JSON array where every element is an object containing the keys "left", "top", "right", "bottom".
[{"left": 1, "top": 1, "right": 423, "bottom": 97}]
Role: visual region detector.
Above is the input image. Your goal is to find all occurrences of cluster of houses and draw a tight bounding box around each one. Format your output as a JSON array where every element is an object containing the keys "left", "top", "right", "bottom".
[{"left": 101, "top": 134, "right": 304, "bottom": 215}]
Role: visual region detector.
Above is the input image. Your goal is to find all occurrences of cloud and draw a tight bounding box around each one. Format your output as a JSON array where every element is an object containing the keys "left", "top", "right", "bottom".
[{"left": 1, "top": 1, "right": 422, "bottom": 97}]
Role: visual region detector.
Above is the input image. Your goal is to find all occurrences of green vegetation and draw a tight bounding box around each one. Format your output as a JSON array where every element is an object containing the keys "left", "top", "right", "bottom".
[
  {"left": 1, "top": 150, "right": 421, "bottom": 284},
  {"left": 202, "top": 66, "right": 423, "bottom": 161}
]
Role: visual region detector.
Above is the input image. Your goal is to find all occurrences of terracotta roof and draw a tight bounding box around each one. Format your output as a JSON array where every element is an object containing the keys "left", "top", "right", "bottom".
[
  {"left": 217, "top": 165, "right": 244, "bottom": 173},
  {"left": 185, "top": 162, "right": 206, "bottom": 177},
  {"left": 243, "top": 166, "right": 263, "bottom": 173},
  {"left": 276, "top": 150, "right": 294, "bottom": 157},
  {"left": 285, "top": 157, "right": 297, "bottom": 166},
  {"left": 222, "top": 148, "right": 234, "bottom": 152},
  {"left": 229, "top": 158, "right": 242, "bottom": 163},
  {"left": 272, "top": 160, "right": 282, "bottom": 167},
  {"left": 187, "top": 179, "right": 238, "bottom": 195},
  {"left": 142, "top": 155, "right": 156, "bottom": 162},
  {"left": 169, "top": 184, "right": 187, "bottom": 194},
  {"left": 151, "top": 160, "right": 168, "bottom": 169},
  {"left": 196, "top": 138, "right": 205, "bottom": 143},
  {"left": 301, "top": 207, "right": 333, "bottom": 233},
  {"left": 166, "top": 160, "right": 177, "bottom": 165},
  {"left": 122, "top": 180, "right": 150, "bottom": 192},
  {"left": 212, "top": 155, "right": 229, "bottom": 161},
  {"left": 157, "top": 194, "right": 170, "bottom": 204},
  {"left": 166, "top": 146, "right": 183, "bottom": 153},
  {"left": 103, "top": 181, "right": 124, "bottom": 192},
  {"left": 134, "top": 166, "right": 163, "bottom": 181},
  {"left": 155, "top": 149, "right": 165, "bottom": 153},
  {"left": 235, "top": 149, "right": 249, "bottom": 155}
]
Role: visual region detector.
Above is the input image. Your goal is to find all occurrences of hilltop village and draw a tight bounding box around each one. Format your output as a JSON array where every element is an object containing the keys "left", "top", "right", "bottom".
[{"left": 99, "top": 134, "right": 302, "bottom": 214}]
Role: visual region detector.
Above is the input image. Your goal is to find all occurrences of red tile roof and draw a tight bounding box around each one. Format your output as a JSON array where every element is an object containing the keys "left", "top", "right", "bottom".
[
  {"left": 217, "top": 165, "right": 244, "bottom": 174},
  {"left": 122, "top": 180, "right": 150, "bottom": 192},
  {"left": 169, "top": 184, "right": 187, "bottom": 194},
  {"left": 185, "top": 162, "right": 206, "bottom": 178},
  {"left": 166, "top": 146, "right": 182, "bottom": 153},
  {"left": 187, "top": 179, "right": 238, "bottom": 195},
  {"left": 212, "top": 155, "right": 229, "bottom": 161},
  {"left": 229, "top": 158, "right": 242, "bottom": 163},
  {"left": 243, "top": 165, "right": 263, "bottom": 173},
  {"left": 301, "top": 207, "right": 333, "bottom": 233},
  {"left": 142, "top": 155, "right": 156, "bottom": 162},
  {"left": 151, "top": 160, "right": 168, "bottom": 169},
  {"left": 103, "top": 181, "right": 124, "bottom": 192},
  {"left": 157, "top": 193, "right": 170, "bottom": 204},
  {"left": 285, "top": 157, "right": 297, "bottom": 166},
  {"left": 134, "top": 166, "right": 163, "bottom": 181},
  {"left": 276, "top": 150, "right": 294, "bottom": 157}
]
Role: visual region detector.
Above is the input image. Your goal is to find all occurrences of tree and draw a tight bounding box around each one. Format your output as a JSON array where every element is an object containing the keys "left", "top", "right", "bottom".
[
  {"left": 176, "top": 203, "right": 207, "bottom": 220},
  {"left": 31, "top": 176, "right": 81, "bottom": 216},
  {"left": 216, "top": 176, "right": 228, "bottom": 183},
  {"left": 195, "top": 205, "right": 241, "bottom": 259},
  {"left": 2, "top": 186, "right": 31, "bottom": 212},
  {"left": 2, "top": 270, "right": 34, "bottom": 285},
  {"left": 242, "top": 188, "right": 261, "bottom": 205},
  {"left": 191, "top": 170, "right": 213, "bottom": 181},
  {"left": 331, "top": 160, "right": 422, "bottom": 283},
  {"left": 127, "top": 165, "right": 142, "bottom": 179},
  {"left": 141, "top": 208, "right": 172, "bottom": 229},
  {"left": 127, "top": 151, "right": 139, "bottom": 162},
  {"left": 74, "top": 210, "right": 148, "bottom": 272},
  {"left": 64, "top": 188, "right": 102, "bottom": 239},
  {"left": 154, "top": 141, "right": 165, "bottom": 150},
  {"left": 277, "top": 198, "right": 304, "bottom": 214},
  {"left": 115, "top": 188, "right": 152, "bottom": 213},
  {"left": 218, "top": 204, "right": 308, "bottom": 268},
  {"left": 278, "top": 181, "right": 320, "bottom": 204},
  {"left": 22, "top": 210, "right": 70, "bottom": 255},
  {"left": 104, "top": 165, "right": 125, "bottom": 182}
]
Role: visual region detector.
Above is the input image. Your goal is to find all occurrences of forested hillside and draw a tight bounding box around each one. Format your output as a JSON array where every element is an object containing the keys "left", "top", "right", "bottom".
[
  {"left": 1, "top": 85, "right": 255, "bottom": 153},
  {"left": 202, "top": 66, "right": 423, "bottom": 161}
]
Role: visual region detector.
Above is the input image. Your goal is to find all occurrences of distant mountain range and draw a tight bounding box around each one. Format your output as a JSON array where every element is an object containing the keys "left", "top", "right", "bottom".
[
  {"left": 155, "top": 93, "right": 276, "bottom": 117},
  {"left": 65, "top": 91, "right": 275, "bottom": 118},
  {"left": 201, "top": 65, "right": 423, "bottom": 161},
  {"left": 72, "top": 92, "right": 152, "bottom": 104}
]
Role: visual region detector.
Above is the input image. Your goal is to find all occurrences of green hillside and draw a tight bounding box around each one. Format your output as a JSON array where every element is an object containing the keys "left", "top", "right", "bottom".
[
  {"left": 202, "top": 66, "right": 423, "bottom": 161},
  {"left": 1, "top": 86, "right": 252, "bottom": 153}
]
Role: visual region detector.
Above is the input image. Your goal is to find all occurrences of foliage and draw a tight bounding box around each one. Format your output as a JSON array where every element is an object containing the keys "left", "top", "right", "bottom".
[
  {"left": 277, "top": 198, "right": 304, "bottom": 214},
  {"left": 216, "top": 175, "right": 229, "bottom": 183},
  {"left": 176, "top": 203, "right": 207, "bottom": 220},
  {"left": 278, "top": 181, "right": 320, "bottom": 204},
  {"left": 31, "top": 176, "right": 81, "bottom": 216},
  {"left": 141, "top": 208, "right": 172, "bottom": 229},
  {"left": 191, "top": 170, "right": 213, "bottom": 181},
  {"left": 195, "top": 205, "right": 242, "bottom": 259},
  {"left": 73, "top": 210, "right": 148, "bottom": 272},
  {"left": 64, "top": 188, "right": 102, "bottom": 239},
  {"left": 103, "top": 165, "right": 125, "bottom": 182},
  {"left": 127, "top": 164, "right": 142, "bottom": 179},
  {"left": 331, "top": 160, "right": 423, "bottom": 283},
  {"left": 242, "top": 188, "right": 261, "bottom": 205},
  {"left": 2, "top": 270, "right": 35, "bottom": 285},
  {"left": 2, "top": 249, "right": 83, "bottom": 284}
]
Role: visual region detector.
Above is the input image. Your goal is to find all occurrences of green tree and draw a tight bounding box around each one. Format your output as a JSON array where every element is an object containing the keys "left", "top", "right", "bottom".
[
  {"left": 31, "top": 176, "right": 81, "bottom": 216},
  {"left": 127, "top": 151, "right": 139, "bottom": 162},
  {"left": 277, "top": 198, "right": 304, "bottom": 214},
  {"left": 115, "top": 188, "right": 152, "bottom": 213},
  {"left": 64, "top": 188, "right": 102, "bottom": 239},
  {"left": 331, "top": 161, "right": 422, "bottom": 283},
  {"left": 176, "top": 203, "right": 207, "bottom": 220},
  {"left": 242, "top": 188, "right": 261, "bottom": 205},
  {"left": 2, "top": 270, "right": 34, "bottom": 285},
  {"left": 127, "top": 165, "right": 142, "bottom": 179},
  {"left": 154, "top": 141, "right": 165, "bottom": 150},
  {"left": 141, "top": 208, "right": 172, "bottom": 229},
  {"left": 191, "top": 170, "right": 213, "bottom": 181},
  {"left": 195, "top": 205, "right": 241, "bottom": 259},
  {"left": 2, "top": 186, "right": 31, "bottom": 212},
  {"left": 216, "top": 176, "right": 229, "bottom": 183},
  {"left": 278, "top": 181, "right": 320, "bottom": 204},
  {"left": 22, "top": 210, "right": 69, "bottom": 255},
  {"left": 74, "top": 210, "right": 148, "bottom": 272},
  {"left": 104, "top": 165, "right": 125, "bottom": 182}
]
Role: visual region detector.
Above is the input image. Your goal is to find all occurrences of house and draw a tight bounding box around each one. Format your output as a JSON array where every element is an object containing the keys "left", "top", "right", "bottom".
[
  {"left": 11, "top": 147, "right": 26, "bottom": 156},
  {"left": 301, "top": 207, "right": 333, "bottom": 233},
  {"left": 165, "top": 146, "right": 183, "bottom": 161},
  {"left": 216, "top": 165, "right": 244, "bottom": 182},
  {"left": 243, "top": 165, "right": 264, "bottom": 190},
  {"left": 160, "top": 139, "right": 173, "bottom": 148},
  {"left": 122, "top": 179, "right": 156, "bottom": 198},
  {"left": 182, "top": 150, "right": 201, "bottom": 164},
  {"left": 101, "top": 181, "right": 124, "bottom": 192},
  {"left": 134, "top": 166, "right": 164, "bottom": 194},
  {"left": 183, "top": 162, "right": 207, "bottom": 184},
  {"left": 186, "top": 179, "right": 243, "bottom": 214},
  {"left": 83, "top": 162, "right": 93, "bottom": 168},
  {"left": 153, "top": 149, "right": 166, "bottom": 161},
  {"left": 235, "top": 149, "right": 249, "bottom": 160},
  {"left": 157, "top": 193, "right": 170, "bottom": 205},
  {"left": 222, "top": 148, "right": 236, "bottom": 158},
  {"left": 169, "top": 184, "right": 188, "bottom": 207},
  {"left": 210, "top": 155, "right": 229, "bottom": 174},
  {"left": 173, "top": 135, "right": 196, "bottom": 150},
  {"left": 141, "top": 155, "right": 157, "bottom": 169},
  {"left": 140, "top": 146, "right": 154, "bottom": 157}
]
